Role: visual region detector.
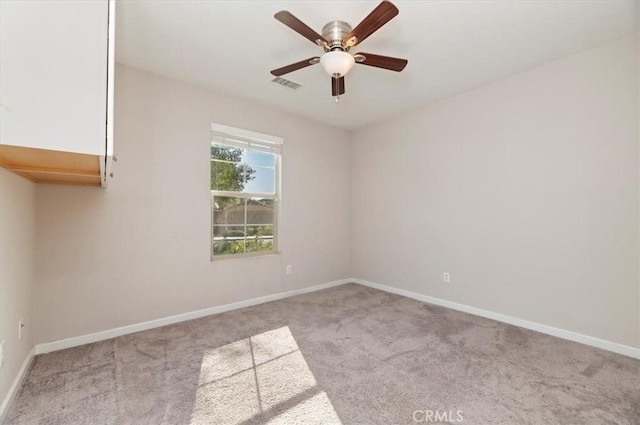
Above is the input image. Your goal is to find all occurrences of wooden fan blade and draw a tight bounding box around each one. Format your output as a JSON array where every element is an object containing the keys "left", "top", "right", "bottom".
[
  {"left": 275, "top": 11, "right": 327, "bottom": 46},
  {"left": 331, "top": 76, "right": 345, "bottom": 96},
  {"left": 271, "top": 57, "right": 320, "bottom": 76},
  {"left": 355, "top": 52, "right": 407, "bottom": 72},
  {"left": 344, "top": 1, "right": 398, "bottom": 47}
]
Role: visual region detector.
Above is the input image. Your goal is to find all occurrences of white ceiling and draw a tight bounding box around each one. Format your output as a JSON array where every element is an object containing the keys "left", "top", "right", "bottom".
[{"left": 116, "top": 0, "right": 638, "bottom": 130}]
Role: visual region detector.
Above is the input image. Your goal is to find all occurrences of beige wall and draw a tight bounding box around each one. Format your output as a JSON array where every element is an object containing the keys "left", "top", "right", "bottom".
[
  {"left": 33, "top": 65, "right": 352, "bottom": 344},
  {"left": 0, "top": 169, "right": 35, "bottom": 411},
  {"left": 30, "top": 36, "right": 640, "bottom": 350},
  {"left": 351, "top": 35, "right": 640, "bottom": 348}
]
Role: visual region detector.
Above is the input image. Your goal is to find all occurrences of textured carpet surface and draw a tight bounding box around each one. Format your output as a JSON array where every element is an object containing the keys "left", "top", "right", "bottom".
[{"left": 4, "top": 283, "right": 639, "bottom": 424}]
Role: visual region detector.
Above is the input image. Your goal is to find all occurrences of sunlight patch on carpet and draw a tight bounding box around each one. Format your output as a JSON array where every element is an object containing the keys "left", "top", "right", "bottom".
[
  {"left": 266, "top": 392, "right": 342, "bottom": 425},
  {"left": 190, "top": 326, "right": 341, "bottom": 424}
]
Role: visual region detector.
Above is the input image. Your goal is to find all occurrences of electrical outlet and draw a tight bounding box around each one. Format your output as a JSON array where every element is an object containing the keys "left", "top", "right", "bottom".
[
  {"left": 0, "top": 340, "right": 5, "bottom": 368},
  {"left": 286, "top": 265, "right": 292, "bottom": 275},
  {"left": 443, "top": 272, "right": 451, "bottom": 283},
  {"left": 19, "top": 319, "right": 25, "bottom": 340}
]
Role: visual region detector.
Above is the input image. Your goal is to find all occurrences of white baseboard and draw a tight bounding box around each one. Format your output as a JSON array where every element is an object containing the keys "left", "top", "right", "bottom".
[
  {"left": 0, "top": 347, "right": 35, "bottom": 422},
  {"left": 35, "top": 278, "right": 351, "bottom": 355},
  {"left": 34, "top": 277, "right": 640, "bottom": 360},
  {"left": 353, "top": 278, "right": 640, "bottom": 360}
]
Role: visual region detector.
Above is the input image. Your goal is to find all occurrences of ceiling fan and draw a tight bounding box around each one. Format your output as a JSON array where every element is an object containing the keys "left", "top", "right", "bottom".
[{"left": 271, "top": 0, "right": 408, "bottom": 101}]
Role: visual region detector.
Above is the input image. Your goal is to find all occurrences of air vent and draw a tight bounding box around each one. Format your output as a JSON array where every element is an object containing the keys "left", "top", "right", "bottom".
[{"left": 271, "top": 77, "right": 302, "bottom": 90}]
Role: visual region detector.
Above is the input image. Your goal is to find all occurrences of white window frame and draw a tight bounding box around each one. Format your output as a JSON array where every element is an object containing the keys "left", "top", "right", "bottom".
[{"left": 210, "top": 123, "right": 283, "bottom": 261}]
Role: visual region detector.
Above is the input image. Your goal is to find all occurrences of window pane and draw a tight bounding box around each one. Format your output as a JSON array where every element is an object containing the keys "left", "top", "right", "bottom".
[
  {"left": 211, "top": 144, "right": 249, "bottom": 191},
  {"left": 211, "top": 160, "right": 251, "bottom": 191},
  {"left": 247, "top": 198, "right": 275, "bottom": 224},
  {"left": 213, "top": 225, "right": 245, "bottom": 238},
  {"left": 213, "top": 239, "right": 245, "bottom": 256},
  {"left": 213, "top": 197, "right": 245, "bottom": 225},
  {"left": 246, "top": 150, "right": 276, "bottom": 168},
  {"left": 247, "top": 224, "right": 273, "bottom": 237},
  {"left": 243, "top": 166, "right": 275, "bottom": 194},
  {"left": 211, "top": 144, "right": 242, "bottom": 163},
  {"left": 245, "top": 233, "right": 273, "bottom": 253}
]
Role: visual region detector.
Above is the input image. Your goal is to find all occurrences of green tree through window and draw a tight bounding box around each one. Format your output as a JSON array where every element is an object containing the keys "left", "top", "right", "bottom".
[
  {"left": 211, "top": 143, "right": 276, "bottom": 257},
  {"left": 210, "top": 145, "right": 255, "bottom": 191}
]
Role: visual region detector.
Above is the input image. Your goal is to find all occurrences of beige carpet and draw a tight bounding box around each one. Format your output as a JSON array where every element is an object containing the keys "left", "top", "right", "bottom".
[{"left": 4, "top": 283, "right": 640, "bottom": 424}]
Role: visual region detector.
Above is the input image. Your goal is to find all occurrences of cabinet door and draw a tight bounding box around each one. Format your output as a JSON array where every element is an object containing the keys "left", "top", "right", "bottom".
[
  {"left": 0, "top": 0, "right": 108, "bottom": 156},
  {"left": 103, "top": 0, "right": 116, "bottom": 186}
]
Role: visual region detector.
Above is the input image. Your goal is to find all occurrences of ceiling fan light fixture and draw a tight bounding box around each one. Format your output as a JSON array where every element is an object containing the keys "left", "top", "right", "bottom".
[{"left": 320, "top": 51, "right": 355, "bottom": 78}]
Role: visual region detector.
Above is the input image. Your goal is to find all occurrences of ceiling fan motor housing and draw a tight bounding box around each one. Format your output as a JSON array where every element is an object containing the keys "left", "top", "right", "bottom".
[{"left": 321, "top": 21, "right": 353, "bottom": 51}]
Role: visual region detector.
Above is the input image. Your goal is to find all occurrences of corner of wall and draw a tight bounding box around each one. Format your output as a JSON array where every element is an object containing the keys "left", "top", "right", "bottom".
[
  {"left": 0, "top": 169, "right": 37, "bottom": 420},
  {"left": 636, "top": 27, "right": 640, "bottom": 349},
  {"left": 346, "top": 128, "right": 356, "bottom": 280}
]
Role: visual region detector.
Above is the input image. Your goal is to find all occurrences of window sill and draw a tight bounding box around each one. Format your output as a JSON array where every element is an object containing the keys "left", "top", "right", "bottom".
[{"left": 210, "top": 249, "right": 281, "bottom": 262}]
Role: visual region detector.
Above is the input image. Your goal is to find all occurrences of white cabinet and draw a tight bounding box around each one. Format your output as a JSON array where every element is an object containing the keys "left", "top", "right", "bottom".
[{"left": 0, "top": 0, "right": 115, "bottom": 187}]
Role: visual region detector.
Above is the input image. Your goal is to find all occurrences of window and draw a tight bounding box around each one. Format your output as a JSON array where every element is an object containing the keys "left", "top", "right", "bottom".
[{"left": 210, "top": 124, "right": 282, "bottom": 260}]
